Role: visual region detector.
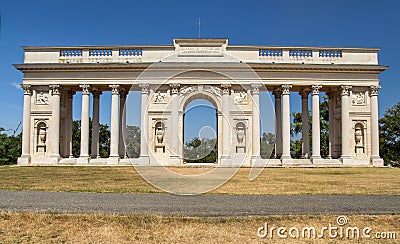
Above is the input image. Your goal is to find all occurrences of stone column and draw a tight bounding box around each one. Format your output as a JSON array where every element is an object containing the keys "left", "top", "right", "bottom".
[
  {"left": 49, "top": 84, "right": 61, "bottom": 162},
  {"left": 91, "top": 89, "right": 101, "bottom": 159},
  {"left": 340, "top": 85, "right": 352, "bottom": 164},
  {"left": 78, "top": 84, "right": 90, "bottom": 164},
  {"left": 327, "top": 90, "right": 334, "bottom": 159},
  {"left": 251, "top": 84, "right": 261, "bottom": 161},
  {"left": 281, "top": 84, "right": 292, "bottom": 160},
  {"left": 370, "top": 85, "right": 383, "bottom": 166},
  {"left": 18, "top": 84, "right": 32, "bottom": 165},
  {"left": 311, "top": 85, "right": 322, "bottom": 160},
  {"left": 139, "top": 83, "right": 150, "bottom": 161},
  {"left": 221, "top": 84, "right": 231, "bottom": 162},
  {"left": 108, "top": 84, "right": 120, "bottom": 164},
  {"left": 67, "top": 90, "right": 75, "bottom": 158},
  {"left": 272, "top": 88, "right": 282, "bottom": 158},
  {"left": 299, "top": 88, "right": 310, "bottom": 158},
  {"left": 169, "top": 83, "right": 180, "bottom": 163},
  {"left": 119, "top": 88, "right": 127, "bottom": 158}
]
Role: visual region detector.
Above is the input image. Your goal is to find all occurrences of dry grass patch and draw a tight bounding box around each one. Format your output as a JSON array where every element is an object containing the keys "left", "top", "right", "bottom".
[
  {"left": 0, "top": 212, "right": 398, "bottom": 243},
  {"left": 0, "top": 166, "right": 399, "bottom": 195}
]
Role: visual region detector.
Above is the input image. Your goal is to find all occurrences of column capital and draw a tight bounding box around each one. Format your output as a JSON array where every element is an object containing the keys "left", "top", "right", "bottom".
[
  {"left": 369, "top": 85, "right": 381, "bottom": 96},
  {"left": 299, "top": 88, "right": 310, "bottom": 99},
  {"left": 49, "top": 84, "right": 61, "bottom": 95},
  {"left": 169, "top": 83, "right": 180, "bottom": 94},
  {"left": 281, "top": 84, "right": 292, "bottom": 95},
  {"left": 311, "top": 85, "right": 322, "bottom": 95},
  {"left": 119, "top": 87, "right": 128, "bottom": 98},
  {"left": 21, "top": 84, "right": 32, "bottom": 95},
  {"left": 326, "top": 89, "right": 334, "bottom": 99},
  {"left": 79, "top": 84, "right": 91, "bottom": 95},
  {"left": 139, "top": 83, "right": 150, "bottom": 94},
  {"left": 109, "top": 84, "right": 120, "bottom": 95},
  {"left": 91, "top": 88, "right": 102, "bottom": 98},
  {"left": 251, "top": 83, "right": 262, "bottom": 95},
  {"left": 340, "top": 85, "right": 352, "bottom": 96},
  {"left": 221, "top": 84, "right": 231, "bottom": 95},
  {"left": 272, "top": 87, "right": 282, "bottom": 98},
  {"left": 67, "top": 90, "right": 76, "bottom": 99}
]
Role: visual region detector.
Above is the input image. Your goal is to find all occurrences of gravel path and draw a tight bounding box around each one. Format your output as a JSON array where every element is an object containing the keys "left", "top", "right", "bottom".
[{"left": 0, "top": 190, "right": 399, "bottom": 217}]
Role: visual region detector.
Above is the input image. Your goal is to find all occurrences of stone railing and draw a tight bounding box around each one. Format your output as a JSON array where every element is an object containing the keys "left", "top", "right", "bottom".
[{"left": 23, "top": 45, "right": 379, "bottom": 65}]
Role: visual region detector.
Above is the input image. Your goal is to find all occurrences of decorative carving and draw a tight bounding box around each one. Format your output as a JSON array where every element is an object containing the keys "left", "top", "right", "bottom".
[
  {"left": 281, "top": 84, "right": 292, "bottom": 95},
  {"left": 79, "top": 84, "right": 91, "bottom": 95},
  {"left": 311, "top": 85, "right": 322, "bottom": 95},
  {"left": 49, "top": 84, "right": 61, "bottom": 95},
  {"left": 299, "top": 88, "right": 310, "bottom": 99},
  {"left": 169, "top": 83, "right": 180, "bottom": 94},
  {"left": 21, "top": 84, "right": 32, "bottom": 95},
  {"left": 109, "top": 84, "right": 120, "bottom": 95},
  {"left": 352, "top": 92, "right": 366, "bottom": 105},
  {"left": 340, "top": 85, "right": 352, "bottom": 96},
  {"left": 91, "top": 88, "right": 102, "bottom": 99},
  {"left": 272, "top": 88, "right": 282, "bottom": 98},
  {"left": 180, "top": 86, "right": 197, "bottom": 95},
  {"left": 234, "top": 92, "right": 248, "bottom": 104},
  {"left": 154, "top": 91, "right": 166, "bottom": 103},
  {"left": 221, "top": 84, "right": 231, "bottom": 95},
  {"left": 370, "top": 85, "right": 381, "bottom": 96},
  {"left": 36, "top": 92, "right": 50, "bottom": 105},
  {"left": 251, "top": 83, "right": 262, "bottom": 95},
  {"left": 119, "top": 88, "right": 128, "bottom": 99},
  {"left": 139, "top": 83, "right": 149, "bottom": 94}
]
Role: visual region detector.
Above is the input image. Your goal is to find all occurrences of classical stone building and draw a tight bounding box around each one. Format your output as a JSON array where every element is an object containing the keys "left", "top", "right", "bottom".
[{"left": 15, "top": 38, "right": 386, "bottom": 166}]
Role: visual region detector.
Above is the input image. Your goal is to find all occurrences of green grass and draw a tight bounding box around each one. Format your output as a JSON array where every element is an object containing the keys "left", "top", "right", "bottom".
[{"left": 0, "top": 166, "right": 399, "bottom": 195}]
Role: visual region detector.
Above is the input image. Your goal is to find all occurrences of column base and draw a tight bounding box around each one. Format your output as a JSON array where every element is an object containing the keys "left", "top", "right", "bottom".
[
  {"left": 169, "top": 155, "right": 181, "bottom": 166},
  {"left": 107, "top": 156, "right": 120, "bottom": 165},
  {"left": 48, "top": 154, "right": 61, "bottom": 165},
  {"left": 310, "top": 155, "right": 322, "bottom": 164},
  {"left": 17, "top": 155, "right": 31, "bottom": 165},
  {"left": 371, "top": 156, "right": 384, "bottom": 166},
  {"left": 219, "top": 155, "right": 231, "bottom": 166},
  {"left": 340, "top": 156, "right": 353, "bottom": 165},
  {"left": 77, "top": 156, "right": 90, "bottom": 165},
  {"left": 251, "top": 155, "right": 265, "bottom": 167}
]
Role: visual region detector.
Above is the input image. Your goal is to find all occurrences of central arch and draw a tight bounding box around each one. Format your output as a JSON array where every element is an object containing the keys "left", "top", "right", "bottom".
[{"left": 180, "top": 89, "right": 222, "bottom": 163}]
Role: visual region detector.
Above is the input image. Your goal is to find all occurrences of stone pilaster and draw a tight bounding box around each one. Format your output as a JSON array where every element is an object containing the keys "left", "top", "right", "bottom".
[
  {"left": 326, "top": 90, "right": 334, "bottom": 159},
  {"left": 18, "top": 84, "right": 32, "bottom": 165},
  {"left": 49, "top": 84, "right": 61, "bottom": 163},
  {"left": 299, "top": 88, "right": 310, "bottom": 158},
  {"left": 251, "top": 83, "right": 262, "bottom": 162},
  {"left": 272, "top": 88, "right": 282, "bottom": 158},
  {"left": 220, "top": 83, "right": 231, "bottom": 163},
  {"left": 119, "top": 88, "right": 127, "bottom": 158},
  {"left": 78, "top": 84, "right": 90, "bottom": 164},
  {"left": 281, "top": 84, "right": 292, "bottom": 160},
  {"left": 67, "top": 90, "right": 75, "bottom": 158},
  {"left": 370, "top": 85, "right": 383, "bottom": 166},
  {"left": 139, "top": 83, "right": 150, "bottom": 164},
  {"left": 340, "top": 85, "right": 353, "bottom": 164},
  {"left": 108, "top": 84, "right": 120, "bottom": 165},
  {"left": 311, "top": 85, "right": 322, "bottom": 160},
  {"left": 169, "top": 83, "right": 180, "bottom": 164},
  {"left": 91, "top": 89, "right": 101, "bottom": 159}
]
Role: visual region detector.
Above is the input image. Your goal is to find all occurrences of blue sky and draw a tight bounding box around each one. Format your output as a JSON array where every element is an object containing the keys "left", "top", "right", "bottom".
[{"left": 0, "top": 0, "right": 399, "bottom": 140}]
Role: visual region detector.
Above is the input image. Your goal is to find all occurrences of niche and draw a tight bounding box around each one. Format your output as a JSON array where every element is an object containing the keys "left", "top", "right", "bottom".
[
  {"left": 36, "top": 121, "right": 47, "bottom": 154},
  {"left": 354, "top": 122, "right": 365, "bottom": 154},
  {"left": 236, "top": 121, "right": 246, "bottom": 153},
  {"left": 154, "top": 121, "right": 165, "bottom": 153}
]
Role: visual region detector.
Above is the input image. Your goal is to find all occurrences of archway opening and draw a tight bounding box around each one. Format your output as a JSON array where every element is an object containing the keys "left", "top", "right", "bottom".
[{"left": 183, "top": 99, "right": 217, "bottom": 163}]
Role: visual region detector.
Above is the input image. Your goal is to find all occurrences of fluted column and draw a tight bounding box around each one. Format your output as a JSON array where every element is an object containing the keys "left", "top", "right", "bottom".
[
  {"left": 340, "top": 85, "right": 352, "bottom": 164},
  {"left": 299, "top": 88, "right": 310, "bottom": 158},
  {"left": 79, "top": 84, "right": 90, "bottom": 163},
  {"left": 169, "top": 83, "right": 180, "bottom": 159},
  {"left": 327, "top": 90, "right": 334, "bottom": 159},
  {"left": 119, "top": 88, "right": 127, "bottom": 158},
  {"left": 281, "top": 84, "right": 292, "bottom": 160},
  {"left": 18, "top": 84, "right": 32, "bottom": 164},
  {"left": 139, "top": 83, "right": 150, "bottom": 159},
  {"left": 221, "top": 84, "right": 231, "bottom": 160},
  {"left": 272, "top": 88, "right": 282, "bottom": 158},
  {"left": 67, "top": 90, "right": 75, "bottom": 158},
  {"left": 370, "top": 85, "right": 383, "bottom": 165},
  {"left": 109, "top": 85, "right": 120, "bottom": 161},
  {"left": 311, "top": 85, "right": 322, "bottom": 159},
  {"left": 91, "top": 89, "right": 101, "bottom": 158},
  {"left": 49, "top": 84, "right": 61, "bottom": 161},
  {"left": 251, "top": 83, "right": 261, "bottom": 159}
]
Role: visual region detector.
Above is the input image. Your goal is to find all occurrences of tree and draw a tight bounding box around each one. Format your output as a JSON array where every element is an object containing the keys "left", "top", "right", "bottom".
[
  {"left": 0, "top": 128, "right": 22, "bottom": 165},
  {"left": 72, "top": 119, "right": 110, "bottom": 158},
  {"left": 125, "top": 125, "right": 140, "bottom": 158},
  {"left": 379, "top": 101, "right": 400, "bottom": 166},
  {"left": 260, "top": 132, "right": 275, "bottom": 159},
  {"left": 291, "top": 95, "right": 329, "bottom": 158},
  {"left": 183, "top": 137, "right": 217, "bottom": 163}
]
